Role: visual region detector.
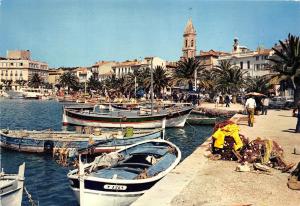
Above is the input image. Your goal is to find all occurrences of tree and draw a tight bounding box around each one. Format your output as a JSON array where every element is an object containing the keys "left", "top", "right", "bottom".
[
  {"left": 212, "top": 60, "right": 247, "bottom": 102},
  {"left": 268, "top": 34, "right": 300, "bottom": 104},
  {"left": 144, "top": 66, "right": 171, "bottom": 98},
  {"left": 59, "top": 72, "right": 79, "bottom": 94},
  {"left": 174, "top": 57, "right": 205, "bottom": 91},
  {"left": 245, "top": 76, "right": 272, "bottom": 94},
  {"left": 87, "top": 73, "right": 102, "bottom": 93},
  {"left": 28, "top": 73, "right": 43, "bottom": 88},
  {"left": 15, "top": 79, "right": 27, "bottom": 87}
]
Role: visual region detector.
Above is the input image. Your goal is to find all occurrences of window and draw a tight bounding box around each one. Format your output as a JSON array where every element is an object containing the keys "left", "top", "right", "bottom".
[
  {"left": 15, "top": 71, "right": 18, "bottom": 76},
  {"left": 191, "top": 40, "right": 194, "bottom": 47},
  {"left": 10, "top": 71, "right": 13, "bottom": 76},
  {"left": 257, "top": 64, "right": 261, "bottom": 70},
  {"left": 185, "top": 40, "right": 188, "bottom": 47},
  {"left": 247, "top": 61, "right": 250, "bottom": 69},
  {"left": 240, "top": 61, "right": 243, "bottom": 69},
  {"left": 256, "top": 56, "right": 259, "bottom": 61},
  {"left": 20, "top": 63, "right": 23, "bottom": 66},
  {"left": 10, "top": 62, "right": 14, "bottom": 66}
]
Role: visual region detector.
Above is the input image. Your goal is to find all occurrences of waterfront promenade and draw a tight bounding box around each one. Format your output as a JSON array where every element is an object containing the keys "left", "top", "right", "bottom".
[{"left": 132, "top": 109, "right": 300, "bottom": 206}]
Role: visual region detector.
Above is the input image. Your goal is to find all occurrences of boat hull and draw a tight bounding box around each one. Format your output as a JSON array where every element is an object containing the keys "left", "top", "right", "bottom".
[
  {"left": 62, "top": 107, "right": 193, "bottom": 128},
  {"left": 0, "top": 130, "right": 162, "bottom": 153},
  {"left": 67, "top": 139, "right": 181, "bottom": 206},
  {"left": 0, "top": 163, "right": 25, "bottom": 206},
  {"left": 70, "top": 184, "right": 146, "bottom": 206},
  {"left": 1, "top": 188, "right": 23, "bottom": 206}
]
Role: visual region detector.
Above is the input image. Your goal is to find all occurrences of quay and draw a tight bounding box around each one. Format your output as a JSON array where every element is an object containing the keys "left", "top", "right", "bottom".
[{"left": 132, "top": 108, "right": 300, "bottom": 206}]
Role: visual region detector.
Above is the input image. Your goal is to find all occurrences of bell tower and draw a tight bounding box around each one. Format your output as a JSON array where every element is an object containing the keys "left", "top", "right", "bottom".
[{"left": 182, "top": 18, "right": 196, "bottom": 59}]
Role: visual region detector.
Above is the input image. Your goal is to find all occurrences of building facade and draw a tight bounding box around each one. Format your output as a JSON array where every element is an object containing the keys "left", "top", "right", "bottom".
[
  {"left": 112, "top": 57, "right": 166, "bottom": 78},
  {"left": 218, "top": 39, "right": 274, "bottom": 77},
  {"left": 196, "top": 50, "right": 229, "bottom": 70},
  {"left": 0, "top": 50, "right": 49, "bottom": 87}
]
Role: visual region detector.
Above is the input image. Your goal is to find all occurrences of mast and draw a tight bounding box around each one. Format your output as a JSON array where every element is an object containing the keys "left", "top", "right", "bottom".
[{"left": 150, "top": 58, "right": 154, "bottom": 115}]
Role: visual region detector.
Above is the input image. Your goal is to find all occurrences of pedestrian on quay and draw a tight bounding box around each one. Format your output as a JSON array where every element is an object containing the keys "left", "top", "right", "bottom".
[
  {"left": 225, "top": 95, "right": 230, "bottom": 107},
  {"left": 295, "top": 100, "right": 300, "bottom": 133},
  {"left": 214, "top": 95, "right": 220, "bottom": 108},
  {"left": 261, "top": 96, "right": 270, "bottom": 115},
  {"left": 245, "top": 95, "right": 256, "bottom": 127}
]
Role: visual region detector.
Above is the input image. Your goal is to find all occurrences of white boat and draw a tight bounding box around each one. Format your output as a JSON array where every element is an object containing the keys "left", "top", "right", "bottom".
[
  {"left": 0, "top": 90, "right": 9, "bottom": 98},
  {"left": 62, "top": 105, "right": 193, "bottom": 128},
  {"left": 22, "top": 88, "right": 43, "bottom": 99},
  {"left": 68, "top": 139, "right": 181, "bottom": 206},
  {"left": 6, "top": 90, "right": 24, "bottom": 99},
  {"left": 0, "top": 163, "right": 25, "bottom": 206}
]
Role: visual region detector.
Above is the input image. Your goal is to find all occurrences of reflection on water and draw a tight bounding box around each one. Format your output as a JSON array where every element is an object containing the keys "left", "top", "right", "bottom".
[{"left": 0, "top": 99, "right": 213, "bottom": 206}]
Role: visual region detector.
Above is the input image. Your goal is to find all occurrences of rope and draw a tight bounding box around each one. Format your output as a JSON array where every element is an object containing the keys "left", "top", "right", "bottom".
[{"left": 24, "top": 186, "right": 38, "bottom": 206}]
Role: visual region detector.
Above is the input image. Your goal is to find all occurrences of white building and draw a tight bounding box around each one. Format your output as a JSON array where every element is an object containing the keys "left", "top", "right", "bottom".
[
  {"left": 218, "top": 38, "right": 274, "bottom": 77},
  {"left": 112, "top": 57, "right": 166, "bottom": 78},
  {"left": 0, "top": 50, "right": 49, "bottom": 89}
]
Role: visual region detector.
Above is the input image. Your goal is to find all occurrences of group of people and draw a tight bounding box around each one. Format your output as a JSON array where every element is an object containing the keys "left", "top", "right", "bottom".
[
  {"left": 214, "top": 94, "right": 232, "bottom": 108},
  {"left": 245, "top": 95, "right": 270, "bottom": 127}
]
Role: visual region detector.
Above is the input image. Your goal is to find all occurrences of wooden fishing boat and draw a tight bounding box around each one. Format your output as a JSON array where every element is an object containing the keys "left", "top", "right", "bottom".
[
  {"left": 187, "top": 117, "right": 216, "bottom": 125},
  {"left": 0, "top": 128, "right": 163, "bottom": 154},
  {"left": 0, "top": 163, "right": 25, "bottom": 206},
  {"left": 62, "top": 105, "right": 193, "bottom": 128},
  {"left": 68, "top": 139, "right": 181, "bottom": 206}
]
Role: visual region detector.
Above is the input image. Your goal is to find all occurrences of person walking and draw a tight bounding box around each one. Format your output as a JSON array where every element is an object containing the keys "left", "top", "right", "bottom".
[
  {"left": 245, "top": 95, "right": 256, "bottom": 127},
  {"left": 215, "top": 95, "right": 220, "bottom": 108},
  {"left": 261, "top": 96, "right": 270, "bottom": 115},
  {"left": 225, "top": 95, "right": 230, "bottom": 107},
  {"left": 296, "top": 100, "right": 300, "bottom": 133}
]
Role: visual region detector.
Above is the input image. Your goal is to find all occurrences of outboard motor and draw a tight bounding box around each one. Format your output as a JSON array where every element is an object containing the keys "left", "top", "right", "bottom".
[{"left": 44, "top": 140, "right": 54, "bottom": 153}]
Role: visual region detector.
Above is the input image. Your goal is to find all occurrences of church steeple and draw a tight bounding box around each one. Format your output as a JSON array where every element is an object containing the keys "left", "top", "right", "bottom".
[{"left": 182, "top": 18, "right": 196, "bottom": 59}]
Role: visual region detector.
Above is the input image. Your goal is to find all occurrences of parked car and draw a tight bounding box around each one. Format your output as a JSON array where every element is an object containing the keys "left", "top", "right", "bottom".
[{"left": 269, "top": 96, "right": 294, "bottom": 109}]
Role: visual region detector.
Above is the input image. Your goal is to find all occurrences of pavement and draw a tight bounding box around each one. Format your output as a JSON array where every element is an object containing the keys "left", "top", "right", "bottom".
[{"left": 131, "top": 109, "right": 300, "bottom": 206}]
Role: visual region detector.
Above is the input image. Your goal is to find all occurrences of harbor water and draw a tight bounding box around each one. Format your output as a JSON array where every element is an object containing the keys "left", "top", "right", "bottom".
[{"left": 0, "top": 99, "right": 213, "bottom": 206}]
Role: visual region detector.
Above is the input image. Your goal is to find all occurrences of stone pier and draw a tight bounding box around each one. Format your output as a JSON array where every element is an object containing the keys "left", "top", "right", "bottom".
[{"left": 132, "top": 109, "right": 300, "bottom": 206}]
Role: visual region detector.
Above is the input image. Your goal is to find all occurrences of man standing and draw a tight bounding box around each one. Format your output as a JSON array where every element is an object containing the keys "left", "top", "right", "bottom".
[
  {"left": 261, "top": 96, "right": 270, "bottom": 115},
  {"left": 225, "top": 95, "right": 230, "bottom": 107},
  {"left": 296, "top": 100, "right": 300, "bottom": 133},
  {"left": 245, "top": 95, "right": 256, "bottom": 127}
]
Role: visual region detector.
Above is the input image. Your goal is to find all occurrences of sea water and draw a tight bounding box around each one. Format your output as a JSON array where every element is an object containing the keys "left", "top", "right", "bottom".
[{"left": 0, "top": 98, "right": 213, "bottom": 206}]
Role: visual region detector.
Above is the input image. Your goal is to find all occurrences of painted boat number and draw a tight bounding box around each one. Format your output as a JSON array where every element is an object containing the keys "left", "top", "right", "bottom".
[{"left": 104, "top": 184, "right": 127, "bottom": 191}]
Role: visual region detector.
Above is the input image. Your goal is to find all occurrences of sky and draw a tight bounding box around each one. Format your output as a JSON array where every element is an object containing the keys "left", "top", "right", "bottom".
[{"left": 0, "top": 0, "right": 299, "bottom": 67}]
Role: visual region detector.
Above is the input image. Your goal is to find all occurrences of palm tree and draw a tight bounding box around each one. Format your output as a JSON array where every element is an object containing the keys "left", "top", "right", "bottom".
[
  {"left": 59, "top": 72, "right": 79, "bottom": 94},
  {"left": 88, "top": 73, "right": 102, "bottom": 93},
  {"left": 268, "top": 34, "right": 300, "bottom": 104},
  {"left": 15, "top": 79, "right": 27, "bottom": 87},
  {"left": 174, "top": 57, "right": 205, "bottom": 91},
  {"left": 144, "top": 66, "right": 171, "bottom": 98},
  {"left": 213, "top": 60, "right": 247, "bottom": 102},
  {"left": 28, "top": 73, "right": 43, "bottom": 88},
  {"left": 245, "top": 76, "right": 272, "bottom": 94}
]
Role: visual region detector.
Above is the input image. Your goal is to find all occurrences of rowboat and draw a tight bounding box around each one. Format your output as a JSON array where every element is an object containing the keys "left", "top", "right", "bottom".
[
  {"left": 0, "top": 128, "right": 163, "bottom": 154},
  {"left": 68, "top": 139, "right": 181, "bottom": 206},
  {"left": 187, "top": 117, "right": 216, "bottom": 125},
  {"left": 62, "top": 105, "right": 193, "bottom": 128},
  {"left": 0, "top": 163, "right": 25, "bottom": 206}
]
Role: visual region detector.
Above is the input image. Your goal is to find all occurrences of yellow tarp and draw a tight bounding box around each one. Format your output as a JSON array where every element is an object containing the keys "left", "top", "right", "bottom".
[{"left": 212, "top": 123, "right": 243, "bottom": 151}]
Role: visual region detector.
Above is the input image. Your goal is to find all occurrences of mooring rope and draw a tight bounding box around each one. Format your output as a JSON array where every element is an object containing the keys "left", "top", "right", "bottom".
[{"left": 24, "top": 186, "right": 38, "bottom": 206}]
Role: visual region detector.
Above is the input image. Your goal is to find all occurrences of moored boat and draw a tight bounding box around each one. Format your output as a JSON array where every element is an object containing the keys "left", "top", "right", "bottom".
[
  {"left": 67, "top": 139, "right": 181, "bottom": 206},
  {"left": 62, "top": 105, "right": 193, "bottom": 128},
  {"left": 187, "top": 117, "right": 216, "bottom": 125},
  {"left": 0, "top": 128, "right": 163, "bottom": 154},
  {"left": 0, "top": 163, "right": 25, "bottom": 206}
]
